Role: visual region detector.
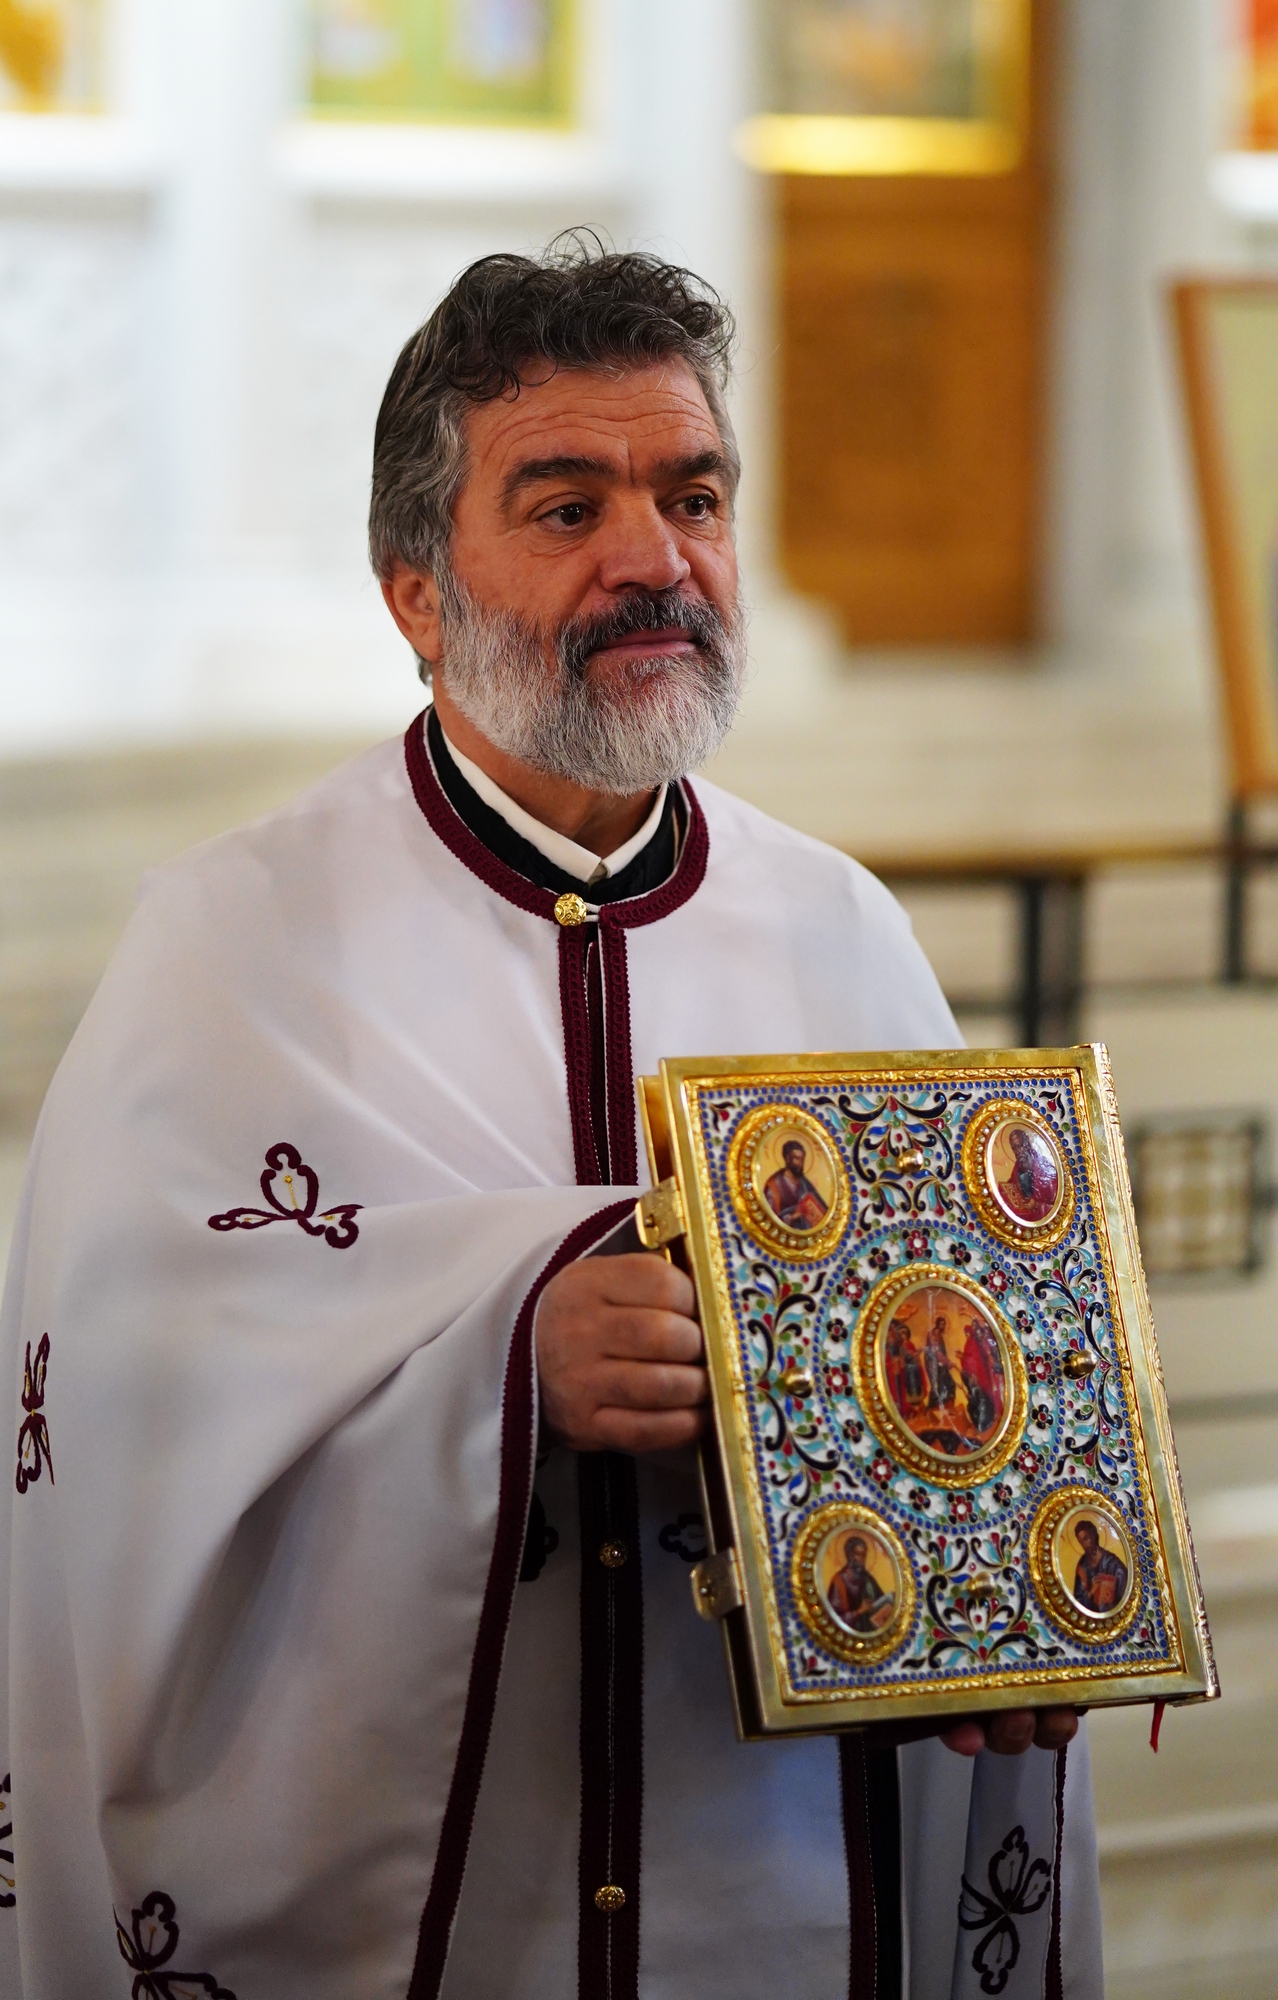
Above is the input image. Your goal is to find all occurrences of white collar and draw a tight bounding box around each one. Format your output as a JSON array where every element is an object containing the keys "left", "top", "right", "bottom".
[{"left": 438, "top": 721, "right": 668, "bottom": 888}]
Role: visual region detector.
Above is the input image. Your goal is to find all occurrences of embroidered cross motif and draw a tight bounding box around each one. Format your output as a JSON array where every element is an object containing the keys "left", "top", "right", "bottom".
[
  {"left": 207, "top": 1143, "right": 362, "bottom": 1249},
  {"left": 0, "top": 1773, "right": 14, "bottom": 1908},
  {"left": 657, "top": 1512, "right": 708, "bottom": 1563},
  {"left": 958, "top": 1823, "right": 1052, "bottom": 1994},
  {"left": 115, "top": 1890, "right": 237, "bottom": 1999},
  {"left": 15, "top": 1335, "right": 53, "bottom": 1495}
]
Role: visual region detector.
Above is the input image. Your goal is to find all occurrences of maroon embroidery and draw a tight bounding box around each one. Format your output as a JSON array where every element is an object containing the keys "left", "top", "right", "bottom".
[
  {"left": 207, "top": 1143, "right": 361, "bottom": 1249},
  {"left": 15, "top": 1334, "right": 53, "bottom": 1495},
  {"left": 559, "top": 926, "right": 601, "bottom": 1185},
  {"left": 115, "top": 1890, "right": 237, "bottom": 1998},
  {"left": 0, "top": 1773, "right": 13, "bottom": 1908},
  {"left": 598, "top": 919, "right": 638, "bottom": 1183},
  {"left": 1045, "top": 1744, "right": 1068, "bottom": 2000}
]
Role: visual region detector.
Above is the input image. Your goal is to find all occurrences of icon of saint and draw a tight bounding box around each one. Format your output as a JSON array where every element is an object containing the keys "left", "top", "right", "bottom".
[
  {"left": 959, "top": 1314, "right": 1004, "bottom": 1438},
  {"left": 923, "top": 1317, "right": 958, "bottom": 1412},
  {"left": 1071, "top": 1517, "right": 1128, "bottom": 1614},
  {"left": 885, "top": 1316, "right": 928, "bottom": 1417},
  {"left": 996, "top": 1125, "right": 1059, "bottom": 1224},
  {"left": 762, "top": 1138, "right": 829, "bottom": 1231},
  {"left": 825, "top": 1532, "right": 894, "bottom": 1634}
]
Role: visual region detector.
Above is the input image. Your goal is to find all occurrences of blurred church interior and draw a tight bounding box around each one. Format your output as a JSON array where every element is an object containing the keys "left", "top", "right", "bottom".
[{"left": 3, "top": 1, "right": 1278, "bottom": 1992}]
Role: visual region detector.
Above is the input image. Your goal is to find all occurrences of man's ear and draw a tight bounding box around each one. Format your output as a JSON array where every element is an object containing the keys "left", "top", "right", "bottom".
[{"left": 381, "top": 567, "right": 443, "bottom": 664}]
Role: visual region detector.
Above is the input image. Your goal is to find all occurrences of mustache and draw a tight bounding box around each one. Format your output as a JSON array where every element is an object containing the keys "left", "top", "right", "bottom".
[{"left": 557, "top": 588, "right": 732, "bottom": 679}]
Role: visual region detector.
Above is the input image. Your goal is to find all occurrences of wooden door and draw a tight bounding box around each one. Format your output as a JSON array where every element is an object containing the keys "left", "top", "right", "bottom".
[{"left": 777, "top": 7, "right": 1054, "bottom": 646}]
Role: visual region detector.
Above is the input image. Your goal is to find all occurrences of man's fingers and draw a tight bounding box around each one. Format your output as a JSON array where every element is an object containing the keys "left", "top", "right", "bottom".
[
  {"left": 595, "top": 1253, "right": 697, "bottom": 1318},
  {"left": 1033, "top": 1707, "right": 1080, "bottom": 1750},
  {"left": 602, "top": 1307, "right": 704, "bottom": 1366},
  {"left": 939, "top": 1707, "right": 1080, "bottom": 1757},
  {"left": 938, "top": 1719, "right": 987, "bottom": 1757},
  {"left": 983, "top": 1710, "right": 1037, "bottom": 1755},
  {"left": 593, "top": 1360, "right": 708, "bottom": 1413},
  {"left": 534, "top": 1254, "right": 704, "bottom": 1454},
  {"left": 591, "top": 1406, "right": 706, "bottom": 1453}
]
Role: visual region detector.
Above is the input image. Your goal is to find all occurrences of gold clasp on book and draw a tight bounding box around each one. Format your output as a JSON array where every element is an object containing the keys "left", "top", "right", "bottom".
[
  {"left": 635, "top": 1177, "right": 686, "bottom": 1250},
  {"left": 690, "top": 1547, "right": 743, "bottom": 1621},
  {"left": 1062, "top": 1349, "right": 1096, "bottom": 1380}
]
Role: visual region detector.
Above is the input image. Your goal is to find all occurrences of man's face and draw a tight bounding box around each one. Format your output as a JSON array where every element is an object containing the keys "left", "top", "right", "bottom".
[
  {"left": 843, "top": 1537, "right": 866, "bottom": 1576},
  {"left": 783, "top": 1142, "right": 805, "bottom": 1177},
  {"left": 446, "top": 357, "right": 738, "bottom": 684},
  {"left": 1076, "top": 1522, "right": 1099, "bottom": 1556}
]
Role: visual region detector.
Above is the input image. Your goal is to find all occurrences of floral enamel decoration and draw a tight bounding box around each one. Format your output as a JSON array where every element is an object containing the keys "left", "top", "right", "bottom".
[
  {"left": 15, "top": 1334, "right": 53, "bottom": 1495},
  {"left": 208, "top": 1142, "right": 361, "bottom": 1249}
]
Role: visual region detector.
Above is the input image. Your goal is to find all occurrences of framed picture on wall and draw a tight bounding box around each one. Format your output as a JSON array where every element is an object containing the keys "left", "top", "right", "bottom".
[
  {"left": 739, "top": 0, "right": 1032, "bottom": 176},
  {"left": 1173, "top": 278, "right": 1278, "bottom": 801},
  {"left": 0, "top": 0, "right": 102, "bottom": 111},
  {"left": 307, "top": 0, "right": 577, "bottom": 126}
]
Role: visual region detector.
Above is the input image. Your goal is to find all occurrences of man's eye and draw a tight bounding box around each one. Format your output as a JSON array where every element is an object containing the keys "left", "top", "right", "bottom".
[
  {"left": 547, "top": 502, "right": 589, "bottom": 527},
  {"left": 681, "top": 493, "right": 716, "bottom": 518}
]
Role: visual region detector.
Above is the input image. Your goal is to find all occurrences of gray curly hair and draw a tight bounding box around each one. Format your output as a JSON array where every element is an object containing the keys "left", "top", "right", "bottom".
[{"left": 368, "top": 231, "right": 739, "bottom": 586}]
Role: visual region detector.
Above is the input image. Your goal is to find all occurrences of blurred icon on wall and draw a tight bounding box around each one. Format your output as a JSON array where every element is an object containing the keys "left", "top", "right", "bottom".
[
  {"left": 775, "top": 0, "right": 1023, "bottom": 122},
  {"left": 740, "top": 0, "right": 1028, "bottom": 176},
  {"left": 1244, "top": 0, "right": 1278, "bottom": 149},
  {"left": 308, "top": 0, "right": 577, "bottom": 124},
  {"left": 0, "top": 0, "right": 101, "bottom": 112}
]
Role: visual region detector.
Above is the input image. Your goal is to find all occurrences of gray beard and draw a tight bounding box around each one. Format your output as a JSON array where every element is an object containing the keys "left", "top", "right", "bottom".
[{"left": 434, "top": 575, "right": 746, "bottom": 796}]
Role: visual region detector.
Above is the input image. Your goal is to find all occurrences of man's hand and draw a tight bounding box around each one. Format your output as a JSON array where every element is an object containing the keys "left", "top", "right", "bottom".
[
  {"left": 875, "top": 1708, "right": 1080, "bottom": 1757},
  {"left": 940, "top": 1707, "right": 1079, "bottom": 1755},
  {"left": 537, "top": 1253, "right": 707, "bottom": 1453}
]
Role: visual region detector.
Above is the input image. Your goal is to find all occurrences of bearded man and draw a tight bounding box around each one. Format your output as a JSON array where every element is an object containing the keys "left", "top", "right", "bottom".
[{"left": 0, "top": 241, "right": 1102, "bottom": 1999}]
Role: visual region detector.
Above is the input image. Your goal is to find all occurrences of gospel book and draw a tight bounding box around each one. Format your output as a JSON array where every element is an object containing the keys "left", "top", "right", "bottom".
[{"left": 632, "top": 1047, "right": 1217, "bottom": 1738}]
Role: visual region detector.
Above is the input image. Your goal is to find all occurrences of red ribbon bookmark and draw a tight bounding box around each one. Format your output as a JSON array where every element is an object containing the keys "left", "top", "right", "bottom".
[{"left": 1149, "top": 1699, "right": 1166, "bottom": 1753}]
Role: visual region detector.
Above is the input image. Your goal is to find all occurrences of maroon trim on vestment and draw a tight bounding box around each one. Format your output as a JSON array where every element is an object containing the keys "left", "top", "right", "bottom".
[
  {"left": 404, "top": 709, "right": 555, "bottom": 922},
  {"left": 406, "top": 1199, "right": 634, "bottom": 2000},
  {"left": 401, "top": 712, "right": 710, "bottom": 934},
  {"left": 402, "top": 710, "right": 683, "bottom": 1998},
  {"left": 840, "top": 1736, "right": 879, "bottom": 2000},
  {"left": 598, "top": 922, "right": 638, "bottom": 1185},
  {"left": 577, "top": 1451, "right": 644, "bottom": 2000},
  {"left": 1045, "top": 1744, "right": 1068, "bottom": 2000},
  {"left": 559, "top": 928, "right": 602, "bottom": 1185}
]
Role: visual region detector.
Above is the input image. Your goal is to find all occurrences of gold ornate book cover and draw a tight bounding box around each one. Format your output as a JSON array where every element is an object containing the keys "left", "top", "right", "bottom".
[{"left": 635, "top": 1047, "right": 1217, "bottom": 1738}]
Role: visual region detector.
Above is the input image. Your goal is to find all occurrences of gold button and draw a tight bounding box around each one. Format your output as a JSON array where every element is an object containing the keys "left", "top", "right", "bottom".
[
  {"left": 594, "top": 1883, "right": 626, "bottom": 1914},
  {"left": 599, "top": 1540, "right": 628, "bottom": 1569},
  {"left": 554, "top": 892, "right": 589, "bottom": 927}
]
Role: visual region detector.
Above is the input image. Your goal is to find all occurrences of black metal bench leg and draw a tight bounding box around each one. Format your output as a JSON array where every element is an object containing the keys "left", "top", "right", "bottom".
[
  {"left": 1016, "top": 874, "right": 1085, "bottom": 1047},
  {"left": 1223, "top": 797, "right": 1248, "bottom": 985}
]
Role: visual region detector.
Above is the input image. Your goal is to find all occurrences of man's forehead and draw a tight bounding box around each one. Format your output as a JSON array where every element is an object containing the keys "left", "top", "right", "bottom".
[{"left": 465, "top": 359, "right": 721, "bottom": 482}]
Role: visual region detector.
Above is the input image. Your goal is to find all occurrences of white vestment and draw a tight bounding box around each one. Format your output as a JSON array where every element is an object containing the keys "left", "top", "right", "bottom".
[{"left": 0, "top": 722, "right": 1103, "bottom": 1999}]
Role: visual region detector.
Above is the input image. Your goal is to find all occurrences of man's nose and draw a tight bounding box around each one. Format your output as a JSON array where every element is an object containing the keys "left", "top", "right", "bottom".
[{"left": 594, "top": 496, "right": 692, "bottom": 596}]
